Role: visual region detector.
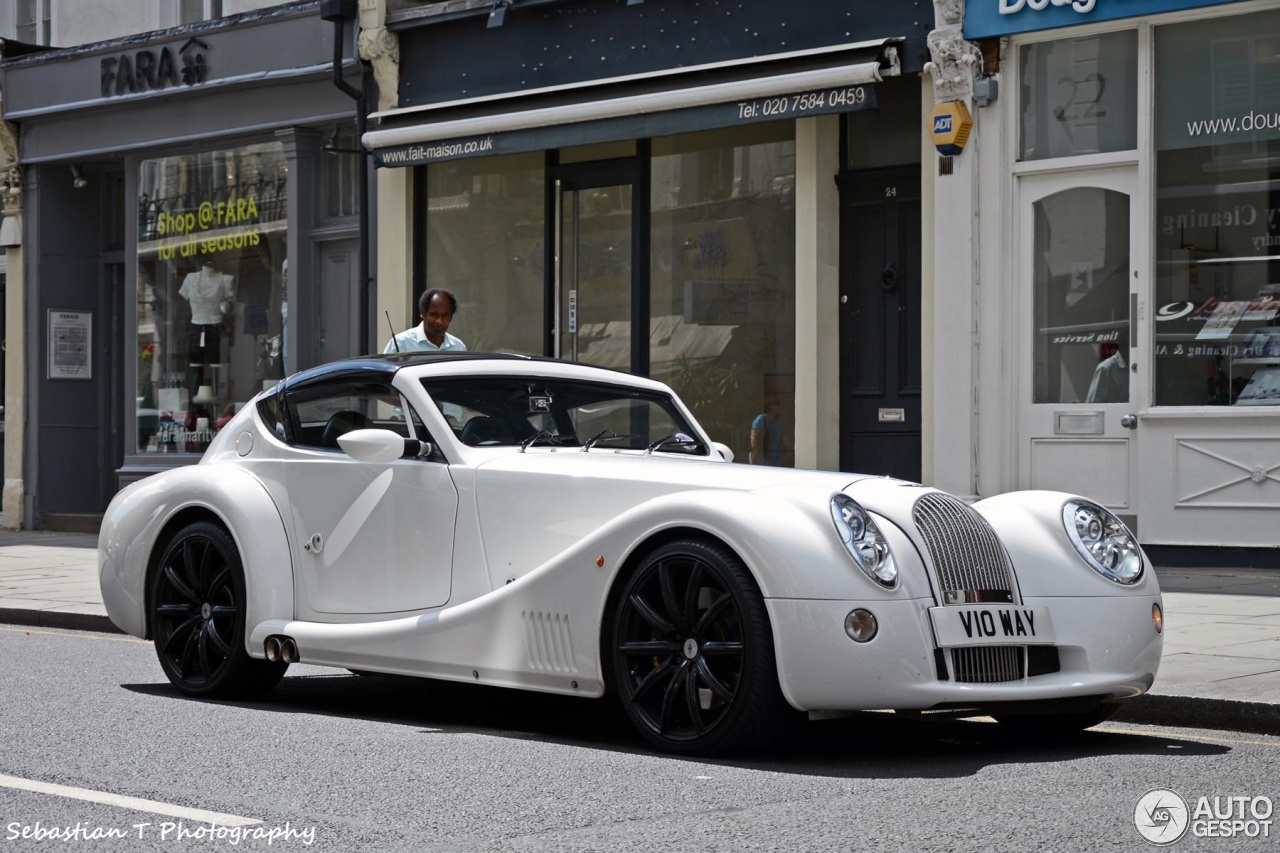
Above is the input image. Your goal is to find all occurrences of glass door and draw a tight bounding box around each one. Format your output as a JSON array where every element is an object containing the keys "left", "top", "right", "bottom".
[
  {"left": 1016, "top": 167, "right": 1144, "bottom": 524},
  {"left": 556, "top": 175, "right": 635, "bottom": 370}
]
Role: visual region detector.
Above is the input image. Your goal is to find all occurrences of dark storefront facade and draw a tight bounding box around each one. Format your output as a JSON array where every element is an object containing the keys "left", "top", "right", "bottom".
[
  {"left": 0, "top": 1, "right": 369, "bottom": 528},
  {"left": 368, "top": 0, "right": 930, "bottom": 474}
]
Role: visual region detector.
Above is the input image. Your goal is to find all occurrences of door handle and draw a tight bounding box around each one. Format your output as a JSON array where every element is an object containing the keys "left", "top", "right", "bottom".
[{"left": 1120, "top": 414, "right": 1138, "bottom": 430}]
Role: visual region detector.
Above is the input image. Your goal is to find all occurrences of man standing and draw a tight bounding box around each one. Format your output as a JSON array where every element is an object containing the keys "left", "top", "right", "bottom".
[
  {"left": 384, "top": 288, "right": 467, "bottom": 353},
  {"left": 749, "top": 399, "right": 784, "bottom": 465}
]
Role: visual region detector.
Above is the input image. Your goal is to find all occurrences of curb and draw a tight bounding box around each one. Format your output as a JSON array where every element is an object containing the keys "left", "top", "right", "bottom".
[
  {"left": 0, "top": 608, "right": 123, "bottom": 635},
  {"left": 1113, "top": 693, "right": 1280, "bottom": 737}
]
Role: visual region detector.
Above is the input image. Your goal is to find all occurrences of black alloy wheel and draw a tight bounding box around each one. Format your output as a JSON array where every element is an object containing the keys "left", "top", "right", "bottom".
[
  {"left": 150, "top": 521, "right": 286, "bottom": 699},
  {"left": 612, "top": 539, "right": 790, "bottom": 755}
]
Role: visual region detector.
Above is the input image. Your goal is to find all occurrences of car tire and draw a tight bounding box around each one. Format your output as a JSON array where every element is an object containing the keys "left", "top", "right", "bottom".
[
  {"left": 150, "top": 521, "right": 286, "bottom": 699},
  {"left": 611, "top": 539, "right": 791, "bottom": 755},
  {"left": 994, "top": 702, "right": 1118, "bottom": 740}
]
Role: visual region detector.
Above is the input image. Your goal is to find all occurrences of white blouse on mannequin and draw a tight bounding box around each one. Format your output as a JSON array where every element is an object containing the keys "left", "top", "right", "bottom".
[{"left": 180, "top": 264, "right": 236, "bottom": 325}]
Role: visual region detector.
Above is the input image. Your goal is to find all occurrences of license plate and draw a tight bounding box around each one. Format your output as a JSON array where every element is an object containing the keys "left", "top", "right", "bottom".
[{"left": 929, "top": 604, "right": 1054, "bottom": 647}]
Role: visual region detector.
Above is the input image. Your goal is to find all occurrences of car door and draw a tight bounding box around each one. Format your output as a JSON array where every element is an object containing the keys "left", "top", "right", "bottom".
[{"left": 265, "top": 377, "right": 458, "bottom": 617}]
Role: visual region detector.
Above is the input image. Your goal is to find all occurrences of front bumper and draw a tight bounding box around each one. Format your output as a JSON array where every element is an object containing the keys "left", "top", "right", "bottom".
[{"left": 766, "top": 594, "right": 1162, "bottom": 712}]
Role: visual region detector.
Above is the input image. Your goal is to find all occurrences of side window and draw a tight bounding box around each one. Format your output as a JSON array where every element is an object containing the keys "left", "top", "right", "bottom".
[{"left": 287, "top": 381, "right": 408, "bottom": 451}]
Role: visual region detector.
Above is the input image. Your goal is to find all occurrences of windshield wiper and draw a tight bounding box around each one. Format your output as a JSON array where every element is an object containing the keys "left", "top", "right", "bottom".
[
  {"left": 644, "top": 434, "right": 699, "bottom": 455},
  {"left": 582, "top": 430, "right": 638, "bottom": 452},
  {"left": 518, "top": 430, "right": 555, "bottom": 453}
]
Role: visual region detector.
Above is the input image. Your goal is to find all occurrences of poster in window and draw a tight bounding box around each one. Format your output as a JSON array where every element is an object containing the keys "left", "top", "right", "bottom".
[
  {"left": 1195, "top": 300, "right": 1248, "bottom": 341},
  {"left": 1235, "top": 366, "right": 1280, "bottom": 406},
  {"left": 48, "top": 311, "right": 92, "bottom": 380}
]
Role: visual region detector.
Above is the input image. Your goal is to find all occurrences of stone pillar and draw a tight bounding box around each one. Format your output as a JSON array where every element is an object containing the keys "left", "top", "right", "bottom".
[
  {"left": 0, "top": 120, "right": 24, "bottom": 528},
  {"left": 358, "top": 0, "right": 400, "bottom": 113},
  {"left": 794, "top": 114, "right": 841, "bottom": 472},
  {"left": 923, "top": 0, "right": 983, "bottom": 501}
]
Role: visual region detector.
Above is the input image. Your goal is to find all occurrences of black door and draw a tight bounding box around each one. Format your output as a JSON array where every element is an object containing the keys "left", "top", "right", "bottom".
[{"left": 838, "top": 166, "right": 922, "bottom": 481}]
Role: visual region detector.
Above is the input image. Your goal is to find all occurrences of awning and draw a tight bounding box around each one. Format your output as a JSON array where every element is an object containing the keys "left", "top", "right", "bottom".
[{"left": 365, "top": 38, "right": 900, "bottom": 167}]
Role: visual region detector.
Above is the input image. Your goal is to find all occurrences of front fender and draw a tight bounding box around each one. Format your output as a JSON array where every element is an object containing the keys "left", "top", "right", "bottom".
[
  {"left": 98, "top": 464, "right": 294, "bottom": 650},
  {"left": 972, "top": 490, "right": 1161, "bottom": 598}
]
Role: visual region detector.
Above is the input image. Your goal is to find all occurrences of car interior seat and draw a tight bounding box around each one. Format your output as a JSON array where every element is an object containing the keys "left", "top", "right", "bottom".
[
  {"left": 459, "top": 416, "right": 513, "bottom": 446},
  {"left": 320, "top": 410, "right": 371, "bottom": 449}
]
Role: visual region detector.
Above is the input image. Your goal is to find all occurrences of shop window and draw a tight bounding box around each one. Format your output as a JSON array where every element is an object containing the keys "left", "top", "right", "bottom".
[
  {"left": 421, "top": 153, "right": 545, "bottom": 356},
  {"left": 136, "top": 141, "right": 288, "bottom": 454},
  {"left": 1019, "top": 31, "right": 1137, "bottom": 161},
  {"left": 1032, "top": 187, "right": 1130, "bottom": 405},
  {"left": 1154, "top": 10, "right": 1280, "bottom": 406},
  {"left": 649, "top": 122, "right": 796, "bottom": 465}
]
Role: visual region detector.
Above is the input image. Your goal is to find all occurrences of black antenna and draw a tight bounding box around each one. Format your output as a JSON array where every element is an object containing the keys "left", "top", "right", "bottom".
[{"left": 385, "top": 310, "right": 401, "bottom": 352}]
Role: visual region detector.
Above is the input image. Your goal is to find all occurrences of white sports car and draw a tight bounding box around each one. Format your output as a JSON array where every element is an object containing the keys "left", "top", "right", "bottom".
[{"left": 99, "top": 353, "right": 1163, "bottom": 754}]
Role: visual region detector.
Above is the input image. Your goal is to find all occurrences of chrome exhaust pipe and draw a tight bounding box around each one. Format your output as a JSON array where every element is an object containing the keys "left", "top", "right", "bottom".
[
  {"left": 264, "top": 636, "right": 282, "bottom": 662},
  {"left": 281, "top": 637, "right": 299, "bottom": 664}
]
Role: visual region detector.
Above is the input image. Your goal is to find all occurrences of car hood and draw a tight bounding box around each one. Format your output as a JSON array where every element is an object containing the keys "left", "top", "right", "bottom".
[{"left": 466, "top": 450, "right": 890, "bottom": 584}]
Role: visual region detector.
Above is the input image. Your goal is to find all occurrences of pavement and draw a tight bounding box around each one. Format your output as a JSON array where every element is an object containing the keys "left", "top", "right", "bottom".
[{"left": 1, "top": 528, "right": 1277, "bottom": 735}]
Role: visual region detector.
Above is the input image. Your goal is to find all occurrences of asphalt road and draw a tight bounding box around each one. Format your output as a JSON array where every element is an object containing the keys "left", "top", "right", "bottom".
[{"left": 1, "top": 625, "right": 1277, "bottom": 852}]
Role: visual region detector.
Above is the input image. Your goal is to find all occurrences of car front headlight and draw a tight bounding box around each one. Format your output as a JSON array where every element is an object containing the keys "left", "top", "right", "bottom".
[
  {"left": 1062, "top": 499, "right": 1143, "bottom": 584},
  {"left": 830, "top": 494, "right": 897, "bottom": 588}
]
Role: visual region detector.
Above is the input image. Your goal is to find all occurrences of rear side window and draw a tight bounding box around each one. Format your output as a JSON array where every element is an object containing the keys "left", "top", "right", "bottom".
[{"left": 256, "top": 390, "right": 290, "bottom": 442}]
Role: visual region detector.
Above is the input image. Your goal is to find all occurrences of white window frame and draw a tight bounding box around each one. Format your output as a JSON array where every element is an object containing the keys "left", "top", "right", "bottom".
[
  {"left": 13, "top": 0, "right": 52, "bottom": 45},
  {"left": 154, "top": 0, "right": 222, "bottom": 29}
]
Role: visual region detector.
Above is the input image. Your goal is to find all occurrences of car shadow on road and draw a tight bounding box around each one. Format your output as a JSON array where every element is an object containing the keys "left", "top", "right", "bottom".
[{"left": 123, "top": 669, "right": 1231, "bottom": 778}]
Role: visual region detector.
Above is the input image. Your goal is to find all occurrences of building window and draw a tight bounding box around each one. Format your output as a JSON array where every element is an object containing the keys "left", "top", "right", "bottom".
[
  {"left": 323, "top": 127, "right": 359, "bottom": 220},
  {"left": 16, "top": 0, "right": 51, "bottom": 44},
  {"left": 136, "top": 141, "right": 289, "bottom": 454},
  {"left": 1019, "top": 31, "right": 1138, "bottom": 161},
  {"left": 179, "top": 0, "right": 222, "bottom": 24},
  {"left": 420, "top": 153, "right": 545, "bottom": 356},
  {"left": 1154, "top": 9, "right": 1280, "bottom": 406},
  {"left": 649, "top": 122, "right": 796, "bottom": 466}
]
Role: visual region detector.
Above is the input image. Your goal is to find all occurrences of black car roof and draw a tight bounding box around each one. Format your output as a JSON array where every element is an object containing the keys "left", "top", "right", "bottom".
[{"left": 278, "top": 351, "right": 565, "bottom": 395}]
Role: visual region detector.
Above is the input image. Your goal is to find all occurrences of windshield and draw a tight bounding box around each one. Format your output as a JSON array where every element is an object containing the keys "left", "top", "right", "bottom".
[{"left": 420, "top": 377, "right": 706, "bottom": 454}]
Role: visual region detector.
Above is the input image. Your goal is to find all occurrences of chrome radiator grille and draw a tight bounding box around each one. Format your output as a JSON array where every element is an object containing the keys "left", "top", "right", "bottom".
[
  {"left": 912, "top": 492, "right": 1017, "bottom": 604},
  {"left": 951, "top": 647, "right": 1026, "bottom": 683}
]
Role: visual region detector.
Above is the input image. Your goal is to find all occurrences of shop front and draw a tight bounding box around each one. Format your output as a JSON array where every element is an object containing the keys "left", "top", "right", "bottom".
[
  {"left": 368, "top": 0, "right": 930, "bottom": 473},
  {"left": 961, "top": 0, "right": 1280, "bottom": 552},
  {"left": 0, "top": 1, "right": 368, "bottom": 528}
]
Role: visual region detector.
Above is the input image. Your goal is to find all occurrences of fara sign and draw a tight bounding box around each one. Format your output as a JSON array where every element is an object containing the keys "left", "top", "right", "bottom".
[{"left": 964, "top": 0, "right": 1240, "bottom": 38}]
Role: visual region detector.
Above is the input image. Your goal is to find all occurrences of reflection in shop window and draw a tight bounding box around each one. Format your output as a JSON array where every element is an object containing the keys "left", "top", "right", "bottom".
[
  {"left": 649, "top": 123, "right": 796, "bottom": 465},
  {"left": 1032, "top": 187, "right": 1130, "bottom": 405},
  {"left": 1154, "top": 10, "right": 1280, "bottom": 406},
  {"left": 423, "top": 153, "right": 545, "bottom": 356},
  {"left": 136, "top": 141, "right": 288, "bottom": 454}
]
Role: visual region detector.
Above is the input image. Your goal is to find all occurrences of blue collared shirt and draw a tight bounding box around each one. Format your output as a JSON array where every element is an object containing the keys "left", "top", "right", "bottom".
[{"left": 383, "top": 324, "right": 467, "bottom": 354}]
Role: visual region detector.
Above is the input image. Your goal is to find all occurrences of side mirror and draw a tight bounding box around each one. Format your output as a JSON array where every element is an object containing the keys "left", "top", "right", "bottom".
[
  {"left": 337, "top": 428, "right": 413, "bottom": 463},
  {"left": 712, "top": 441, "right": 734, "bottom": 463}
]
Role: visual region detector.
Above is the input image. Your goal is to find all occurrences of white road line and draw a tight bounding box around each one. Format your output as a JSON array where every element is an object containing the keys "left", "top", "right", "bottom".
[{"left": 0, "top": 774, "right": 262, "bottom": 827}]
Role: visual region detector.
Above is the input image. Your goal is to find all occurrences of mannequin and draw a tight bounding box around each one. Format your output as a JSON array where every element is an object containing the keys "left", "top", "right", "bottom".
[{"left": 180, "top": 260, "right": 236, "bottom": 364}]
